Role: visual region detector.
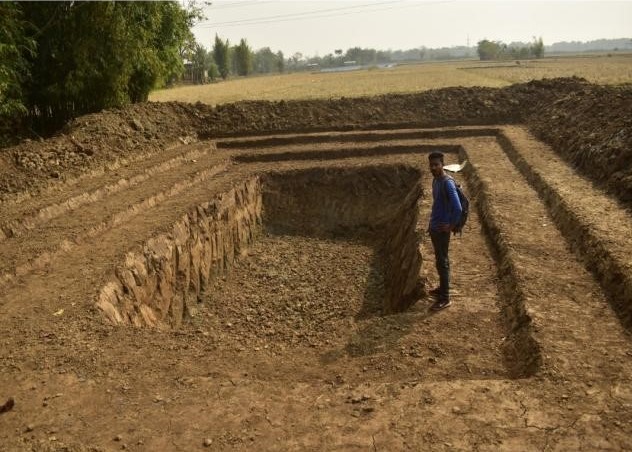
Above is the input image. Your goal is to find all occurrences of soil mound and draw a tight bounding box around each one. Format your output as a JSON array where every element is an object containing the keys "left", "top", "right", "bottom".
[
  {"left": 0, "top": 102, "right": 211, "bottom": 200},
  {"left": 201, "top": 78, "right": 589, "bottom": 138},
  {"left": 526, "top": 83, "right": 632, "bottom": 208},
  {"left": 1, "top": 77, "right": 631, "bottom": 210}
]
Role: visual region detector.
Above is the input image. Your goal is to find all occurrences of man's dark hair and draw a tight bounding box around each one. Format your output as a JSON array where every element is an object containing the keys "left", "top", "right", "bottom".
[{"left": 428, "top": 151, "right": 444, "bottom": 163}]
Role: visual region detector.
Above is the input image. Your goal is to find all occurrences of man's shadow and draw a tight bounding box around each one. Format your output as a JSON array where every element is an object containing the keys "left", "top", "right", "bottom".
[{"left": 321, "top": 242, "right": 435, "bottom": 364}]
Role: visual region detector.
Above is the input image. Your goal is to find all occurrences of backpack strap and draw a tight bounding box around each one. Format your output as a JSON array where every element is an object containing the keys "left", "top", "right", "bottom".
[
  {"left": 440, "top": 175, "right": 453, "bottom": 205},
  {"left": 440, "top": 175, "right": 459, "bottom": 235}
]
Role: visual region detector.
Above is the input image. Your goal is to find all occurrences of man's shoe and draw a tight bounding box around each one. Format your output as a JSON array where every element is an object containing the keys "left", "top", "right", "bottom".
[{"left": 430, "top": 299, "right": 451, "bottom": 311}]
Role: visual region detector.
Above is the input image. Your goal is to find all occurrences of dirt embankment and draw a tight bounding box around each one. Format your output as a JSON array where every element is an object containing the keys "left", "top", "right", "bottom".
[
  {"left": 200, "top": 77, "right": 586, "bottom": 138},
  {"left": 1, "top": 77, "right": 631, "bottom": 208},
  {"left": 525, "top": 84, "right": 632, "bottom": 208},
  {"left": 0, "top": 102, "right": 211, "bottom": 200}
]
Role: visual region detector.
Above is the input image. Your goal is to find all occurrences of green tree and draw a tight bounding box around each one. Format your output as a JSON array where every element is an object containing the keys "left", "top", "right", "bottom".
[
  {"left": 531, "top": 36, "right": 544, "bottom": 59},
  {"left": 233, "top": 38, "right": 253, "bottom": 76},
  {"left": 213, "top": 34, "right": 230, "bottom": 79},
  {"left": 0, "top": 2, "right": 34, "bottom": 142},
  {"left": 477, "top": 40, "right": 500, "bottom": 60},
  {"left": 290, "top": 52, "right": 303, "bottom": 70},
  {"left": 347, "top": 47, "right": 379, "bottom": 65},
  {"left": 190, "top": 43, "right": 212, "bottom": 84},
  {"left": 253, "top": 47, "right": 276, "bottom": 74},
  {"left": 276, "top": 50, "right": 285, "bottom": 73},
  {"left": 17, "top": 1, "right": 200, "bottom": 131},
  {"left": 208, "top": 61, "right": 220, "bottom": 81}
]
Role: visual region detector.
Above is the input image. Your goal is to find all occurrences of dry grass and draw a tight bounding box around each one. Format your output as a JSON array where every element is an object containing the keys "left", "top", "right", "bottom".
[{"left": 149, "top": 54, "right": 632, "bottom": 105}]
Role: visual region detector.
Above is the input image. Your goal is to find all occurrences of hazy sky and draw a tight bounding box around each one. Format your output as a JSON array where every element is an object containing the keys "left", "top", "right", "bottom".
[{"left": 192, "top": 0, "right": 632, "bottom": 56}]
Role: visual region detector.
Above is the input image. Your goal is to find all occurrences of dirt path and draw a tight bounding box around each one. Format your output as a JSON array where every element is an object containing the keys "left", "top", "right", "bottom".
[{"left": 1, "top": 127, "right": 631, "bottom": 450}]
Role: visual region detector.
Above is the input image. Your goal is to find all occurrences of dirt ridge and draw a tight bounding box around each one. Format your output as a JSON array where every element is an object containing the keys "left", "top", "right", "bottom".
[
  {"left": 497, "top": 127, "right": 632, "bottom": 328},
  {"left": 3, "top": 77, "right": 631, "bottom": 212}
]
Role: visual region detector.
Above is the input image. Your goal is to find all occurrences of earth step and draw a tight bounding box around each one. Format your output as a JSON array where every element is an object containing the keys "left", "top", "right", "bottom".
[
  {"left": 217, "top": 126, "right": 498, "bottom": 149},
  {"left": 497, "top": 126, "right": 632, "bottom": 327},
  {"left": 233, "top": 143, "right": 461, "bottom": 163},
  {"left": 0, "top": 153, "right": 229, "bottom": 291},
  {"left": 0, "top": 142, "right": 215, "bottom": 242},
  {"left": 0, "top": 170, "right": 240, "bottom": 317},
  {"left": 461, "top": 136, "right": 632, "bottom": 381}
]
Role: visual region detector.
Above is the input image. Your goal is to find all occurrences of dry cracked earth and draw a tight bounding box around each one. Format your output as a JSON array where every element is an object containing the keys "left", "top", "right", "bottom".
[{"left": 1, "top": 96, "right": 632, "bottom": 450}]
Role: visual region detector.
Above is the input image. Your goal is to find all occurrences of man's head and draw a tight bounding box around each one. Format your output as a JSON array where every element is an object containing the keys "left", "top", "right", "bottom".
[{"left": 428, "top": 151, "right": 445, "bottom": 178}]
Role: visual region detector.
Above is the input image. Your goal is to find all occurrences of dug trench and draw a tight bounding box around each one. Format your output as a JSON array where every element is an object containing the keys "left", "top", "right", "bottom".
[
  {"left": 95, "top": 149, "right": 539, "bottom": 385},
  {"left": 96, "top": 164, "right": 423, "bottom": 326}
]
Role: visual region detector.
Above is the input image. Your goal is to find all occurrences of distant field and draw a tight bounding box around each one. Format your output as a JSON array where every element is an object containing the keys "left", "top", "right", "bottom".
[{"left": 149, "top": 54, "right": 632, "bottom": 105}]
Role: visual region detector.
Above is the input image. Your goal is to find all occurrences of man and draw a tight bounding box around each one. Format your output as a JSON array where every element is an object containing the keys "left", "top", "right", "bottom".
[{"left": 427, "top": 151, "right": 462, "bottom": 311}]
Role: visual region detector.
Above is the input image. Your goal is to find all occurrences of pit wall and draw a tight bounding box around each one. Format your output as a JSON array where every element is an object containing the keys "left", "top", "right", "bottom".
[
  {"left": 381, "top": 181, "right": 424, "bottom": 312},
  {"left": 96, "top": 177, "right": 263, "bottom": 328},
  {"left": 96, "top": 165, "right": 424, "bottom": 327},
  {"left": 459, "top": 147, "right": 542, "bottom": 378},
  {"left": 262, "top": 165, "right": 423, "bottom": 313}
]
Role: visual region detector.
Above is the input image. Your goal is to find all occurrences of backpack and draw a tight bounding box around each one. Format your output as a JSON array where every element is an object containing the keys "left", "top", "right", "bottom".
[{"left": 441, "top": 176, "right": 470, "bottom": 236}]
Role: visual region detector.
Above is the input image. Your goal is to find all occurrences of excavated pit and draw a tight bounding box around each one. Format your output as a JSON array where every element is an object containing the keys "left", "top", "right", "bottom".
[
  {"left": 96, "top": 164, "right": 423, "bottom": 328},
  {"left": 92, "top": 142, "right": 543, "bottom": 381},
  {"left": 262, "top": 165, "right": 423, "bottom": 314},
  {"left": 2, "top": 78, "right": 632, "bottom": 452}
]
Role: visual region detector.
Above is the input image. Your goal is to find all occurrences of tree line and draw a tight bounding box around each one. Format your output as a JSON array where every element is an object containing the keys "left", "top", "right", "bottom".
[
  {"left": 0, "top": 1, "right": 200, "bottom": 141},
  {"left": 477, "top": 38, "right": 545, "bottom": 61},
  {"left": 185, "top": 35, "right": 285, "bottom": 83}
]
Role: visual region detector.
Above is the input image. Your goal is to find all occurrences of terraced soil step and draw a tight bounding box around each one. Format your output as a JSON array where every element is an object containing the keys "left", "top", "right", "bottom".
[
  {"left": 498, "top": 126, "right": 632, "bottom": 327},
  {"left": 216, "top": 126, "right": 499, "bottom": 149},
  {"left": 460, "top": 136, "right": 632, "bottom": 381},
  {"left": 0, "top": 141, "right": 216, "bottom": 240},
  {"left": 0, "top": 150, "right": 229, "bottom": 290},
  {"left": 0, "top": 167, "right": 240, "bottom": 319}
]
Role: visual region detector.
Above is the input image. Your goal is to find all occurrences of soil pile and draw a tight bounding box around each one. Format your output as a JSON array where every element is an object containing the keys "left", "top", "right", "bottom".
[
  {"left": 525, "top": 84, "right": 632, "bottom": 208},
  {"left": 0, "top": 102, "right": 211, "bottom": 200},
  {"left": 1, "top": 77, "right": 631, "bottom": 209},
  {"left": 201, "top": 78, "right": 589, "bottom": 138}
]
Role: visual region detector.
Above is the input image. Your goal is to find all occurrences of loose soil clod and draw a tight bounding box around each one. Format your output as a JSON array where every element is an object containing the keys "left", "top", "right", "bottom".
[{"left": 0, "top": 398, "right": 14, "bottom": 414}]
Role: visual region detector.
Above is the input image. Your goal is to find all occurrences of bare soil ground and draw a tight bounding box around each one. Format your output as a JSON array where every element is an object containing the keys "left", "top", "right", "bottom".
[
  {"left": 1, "top": 79, "right": 632, "bottom": 450},
  {"left": 1, "top": 125, "right": 632, "bottom": 451}
]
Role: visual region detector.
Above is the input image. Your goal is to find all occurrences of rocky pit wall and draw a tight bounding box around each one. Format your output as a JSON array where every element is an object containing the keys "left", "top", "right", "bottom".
[
  {"left": 96, "top": 177, "right": 263, "bottom": 328},
  {"left": 96, "top": 165, "right": 424, "bottom": 327}
]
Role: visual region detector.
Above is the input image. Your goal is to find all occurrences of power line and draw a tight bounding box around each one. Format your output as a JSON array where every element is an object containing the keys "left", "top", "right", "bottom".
[
  {"left": 208, "top": 1, "right": 274, "bottom": 10},
  {"left": 196, "top": 0, "right": 406, "bottom": 28},
  {"left": 200, "top": 0, "right": 403, "bottom": 26},
  {"left": 198, "top": 0, "right": 453, "bottom": 28}
]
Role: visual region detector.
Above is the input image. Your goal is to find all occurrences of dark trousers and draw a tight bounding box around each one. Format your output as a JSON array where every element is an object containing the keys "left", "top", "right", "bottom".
[{"left": 430, "top": 230, "right": 451, "bottom": 300}]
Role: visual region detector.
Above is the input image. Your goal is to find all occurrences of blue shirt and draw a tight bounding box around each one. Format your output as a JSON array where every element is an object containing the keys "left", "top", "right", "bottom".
[{"left": 430, "top": 175, "right": 463, "bottom": 231}]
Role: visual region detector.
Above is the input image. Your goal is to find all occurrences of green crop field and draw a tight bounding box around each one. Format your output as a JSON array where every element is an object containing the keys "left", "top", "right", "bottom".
[{"left": 150, "top": 54, "right": 632, "bottom": 105}]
